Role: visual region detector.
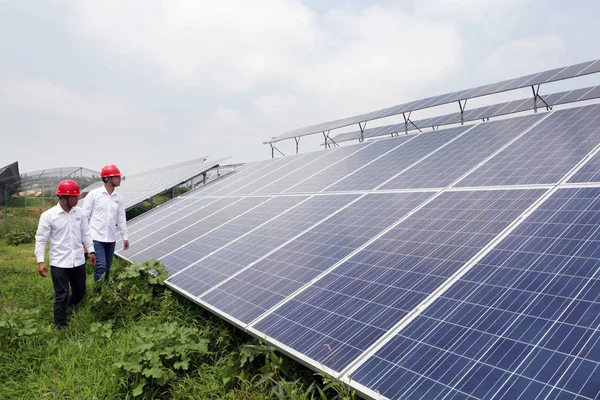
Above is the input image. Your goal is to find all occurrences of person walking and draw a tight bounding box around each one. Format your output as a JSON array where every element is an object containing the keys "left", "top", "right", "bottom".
[
  {"left": 83, "top": 164, "right": 129, "bottom": 283},
  {"left": 35, "top": 180, "right": 96, "bottom": 328}
]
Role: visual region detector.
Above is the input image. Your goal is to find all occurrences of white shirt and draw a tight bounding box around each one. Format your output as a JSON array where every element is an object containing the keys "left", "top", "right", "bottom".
[
  {"left": 35, "top": 204, "right": 95, "bottom": 268},
  {"left": 83, "top": 186, "right": 129, "bottom": 242}
]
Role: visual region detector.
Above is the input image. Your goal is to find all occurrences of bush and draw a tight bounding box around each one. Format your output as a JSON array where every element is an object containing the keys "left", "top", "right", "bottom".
[
  {"left": 0, "top": 307, "right": 51, "bottom": 345},
  {"left": 116, "top": 322, "right": 209, "bottom": 397},
  {"left": 89, "top": 259, "right": 169, "bottom": 323},
  {"left": 0, "top": 212, "right": 39, "bottom": 245}
]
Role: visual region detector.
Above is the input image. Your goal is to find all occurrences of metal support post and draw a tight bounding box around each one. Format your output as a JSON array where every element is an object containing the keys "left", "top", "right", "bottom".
[
  {"left": 458, "top": 100, "right": 467, "bottom": 125},
  {"left": 294, "top": 137, "right": 300, "bottom": 154},
  {"left": 531, "top": 85, "right": 541, "bottom": 113},
  {"left": 323, "top": 132, "right": 328, "bottom": 148},
  {"left": 358, "top": 122, "right": 367, "bottom": 143}
]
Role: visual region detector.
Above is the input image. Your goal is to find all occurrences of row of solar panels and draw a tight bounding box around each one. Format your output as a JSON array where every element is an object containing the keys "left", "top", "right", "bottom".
[
  {"left": 83, "top": 156, "right": 220, "bottom": 210},
  {"left": 330, "top": 84, "right": 600, "bottom": 144},
  {"left": 268, "top": 59, "right": 600, "bottom": 143},
  {"left": 118, "top": 103, "right": 600, "bottom": 399}
]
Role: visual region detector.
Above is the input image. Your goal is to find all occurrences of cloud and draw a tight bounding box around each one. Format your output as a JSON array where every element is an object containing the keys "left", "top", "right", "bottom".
[
  {"left": 0, "top": 78, "right": 164, "bottom": 128},
  {"left": 477, "top": 35, "right": 565, "bottom": 80},
  {"left": 414, "top": 0, "right": 530, "bottom": 22}
]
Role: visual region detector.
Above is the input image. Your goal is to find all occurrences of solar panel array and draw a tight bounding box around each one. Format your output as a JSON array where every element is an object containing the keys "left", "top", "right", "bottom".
[
  {"left": 118, "top": 102, "right": 600, "bottom": 400},
  {"left": 267, "top": 60, "right": 600, "bottom": 143},
  {"left": 331, "top": 85, "right": 600, "bottom": 144},
  {"left": 83, "top": 156, "right": 218, "bottom": 210}
]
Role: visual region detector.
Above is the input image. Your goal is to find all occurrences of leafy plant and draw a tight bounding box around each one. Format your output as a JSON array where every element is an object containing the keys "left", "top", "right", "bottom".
[
  {"left": 0, "top": 307, "right": 50, "bottom": 344},
  {"left": 89, "top": 259, "right": 169, "bottom": 322},
  {"left": 115, "top": 322, "right": 209, "bottom": 397}
]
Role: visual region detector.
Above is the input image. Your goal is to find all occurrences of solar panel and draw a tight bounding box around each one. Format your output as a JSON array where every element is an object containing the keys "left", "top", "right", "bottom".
[
  {"left": 127, "top": 197, "right": 258, "bottom": 261},
  {"left": 116, "top": 100, "right": 600, "bottom": 400},
  {"left": 83, "top": 156, "right": 217, "bottom": 210},
  {"left": 568, "top": 150, "right": 600, "bottom": 183},
  {"left": 168, "top": 193, "right": 360, "bottom": 297},
  {"left": 348, "top": 187, "right": 600, "bottom": 400},
  {"left": 457, "top": 104, "right": 600, "bottom": 187},
  {"left": 381, "top": 113, "right": 546, "bottom": 189},
  {"left": 286, "top": 137, "right": 413, "bottom": 194},
  {"left": 252, "top": 189, "right": 545, "bottom": 373},
  {"left": 252, "top": 144, "right": 368, "bottom": 195},
  {"left": 268, "top": 60, "right": 600, "bottom": 144},
  {"left": 199, "top": 192, "right": 434, "bottom": 324},
  {"left": 325, "top": 126, "right": 471, "bottom": 192},
  {"left": 158, "top": 195, "right": 309, "bottom": 274},
  {"left": 329, "top": 85, "right": 600, "bottom": 145}
]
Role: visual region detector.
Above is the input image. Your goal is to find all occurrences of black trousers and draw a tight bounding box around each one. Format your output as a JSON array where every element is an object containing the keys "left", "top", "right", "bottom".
[{"left": 50, "top": 264, "right": 86, "bottom": 327}]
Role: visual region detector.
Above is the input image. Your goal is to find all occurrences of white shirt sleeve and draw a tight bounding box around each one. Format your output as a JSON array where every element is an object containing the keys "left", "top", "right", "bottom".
[
  {"left": 80, "top": 210, "right": 95, "bottom": 253},
  {"left": 34, "top": 212, "right": 50, "bottom": 263},
  {"left": 82, "top": 191, "right": 94, "bottom": 222},
  {"left": 117, "top": 195, "right": 129, "bottom": 241}
]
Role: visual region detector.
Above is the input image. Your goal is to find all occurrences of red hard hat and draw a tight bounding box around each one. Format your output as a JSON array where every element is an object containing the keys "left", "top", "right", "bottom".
[
  {"left": 101, "top": 164, "right": 122, "bottom": 178},
  {"left": 56, "top": 180, "right": 81, "bottom": 196}
]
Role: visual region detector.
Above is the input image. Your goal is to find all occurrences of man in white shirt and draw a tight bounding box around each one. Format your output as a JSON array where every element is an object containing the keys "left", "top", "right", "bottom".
[
  {"left": 35, "top": 180, "right": 97, "bottom": 328},
  {"left": 83, "top": 164, "right": 129, "bottom": 283}
]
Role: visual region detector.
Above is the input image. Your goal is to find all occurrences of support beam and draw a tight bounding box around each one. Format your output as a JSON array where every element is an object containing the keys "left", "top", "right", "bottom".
[{"left": 458, "top": 99, "right": 468, "bottom": 125}]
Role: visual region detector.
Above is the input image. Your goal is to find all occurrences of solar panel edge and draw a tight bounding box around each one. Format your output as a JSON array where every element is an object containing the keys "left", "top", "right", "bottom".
[{"left": 338, "top": 187, "right": 553, "bottom": 382}]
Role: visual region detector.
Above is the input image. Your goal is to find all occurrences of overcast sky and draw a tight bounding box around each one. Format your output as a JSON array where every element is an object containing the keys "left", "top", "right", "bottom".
[{"left": 1, "top": 0, "right": 599, "bottom": 175}]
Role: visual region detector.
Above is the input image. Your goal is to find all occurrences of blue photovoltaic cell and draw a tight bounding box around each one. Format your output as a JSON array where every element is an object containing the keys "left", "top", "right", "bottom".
[
  {"left": 124, "top": 197, "right": 231, "bottom": 257},
  {"left": 200, "top": 192, "right": 434, "bottom": 324},
  {"left": 168, "top": 194, "right": 359, "bottom": 297},
  {"left": 381, "top": 113, "right": 545, "bottom": 190},
  {"left": 127, "top": 197, "right": 267, "bottom": 264},
  {"left": 253, "top": 144, "right": 365, "bottom": 195},
  {"left": 159, "top": 196, "right": 307, "bottom": 274},
  {"left": 254, "top": 189, "right": 545, "bottom": 373},
  {"left": 229, "top": 151, "right": 330, "bottom": 196},
  {"left": 457, "top": 104, "right": 600, "bottom": 187},
  {"left": 286, "top": 138, "right": 408, "bottom": 193},
  {"left": 326, "top": 127, "right": 469, "bottom": 192},
  {"left": 568, "top": 152, "right": 600, "bottom": 183},
  {"left": 353, "top": 187, "right": 600, "bottom": 400}
]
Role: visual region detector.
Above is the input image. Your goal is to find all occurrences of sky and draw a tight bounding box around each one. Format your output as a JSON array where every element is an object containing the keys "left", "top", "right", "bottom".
[{"left": 1, "top": 0, "right": 599, "bottom": 175}]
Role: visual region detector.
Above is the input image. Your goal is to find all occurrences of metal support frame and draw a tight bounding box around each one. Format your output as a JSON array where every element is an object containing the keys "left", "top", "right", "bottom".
[
  {"left": 458, "top": 99, "right": 468, "bottom": 125},
  {"left": 294, "top": 137, "right": 301, "bottom": 154},
  {"left": 269, "top": 143, "right": 285, "bottom": 158},
  {"left": 322, "top": 131, "right": 338, "bottom": 148},
  {"left": 358, "top": 122, "right": 367, "bottom": 143},
  {"left": 402, "top": 112, "right": 412, "bottom": 135},
  {"left": 532, "top": 84, "right": 552, "bottom": 112}
]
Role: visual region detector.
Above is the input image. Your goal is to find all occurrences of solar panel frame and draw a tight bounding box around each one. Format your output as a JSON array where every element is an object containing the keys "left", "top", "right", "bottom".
[{"left": 268, "top": 60, "right": 600, "bottom": 144}]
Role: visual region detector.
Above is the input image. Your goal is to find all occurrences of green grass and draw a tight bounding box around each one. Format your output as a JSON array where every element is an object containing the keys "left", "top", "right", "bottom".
[{"left": 0, "top": 236, "right": 358, "bottom": 399}]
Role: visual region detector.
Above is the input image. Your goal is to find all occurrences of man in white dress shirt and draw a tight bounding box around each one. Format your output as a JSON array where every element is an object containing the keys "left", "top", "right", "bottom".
[
  {"left": 83, "top": 164, "right": 129, "bottom": 283},
  {"left": 35, "top": 180, "right": 97, "bottom": 328}
]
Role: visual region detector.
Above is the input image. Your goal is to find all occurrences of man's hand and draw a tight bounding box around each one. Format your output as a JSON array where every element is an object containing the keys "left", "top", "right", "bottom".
[
  {"left": 89, "top": 252, "right": 97, "bottom": 266},
  {"left": 123, "top": 240, "right": 130, "bottom": 250},
  {"left": 38, "top": 262, "right": 48, "bottom": 277}
]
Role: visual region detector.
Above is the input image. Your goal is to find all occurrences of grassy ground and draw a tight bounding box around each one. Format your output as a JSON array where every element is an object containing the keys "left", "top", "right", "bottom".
[{"left": 0, "top": 210, "right": 357, "bottom": 400}]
